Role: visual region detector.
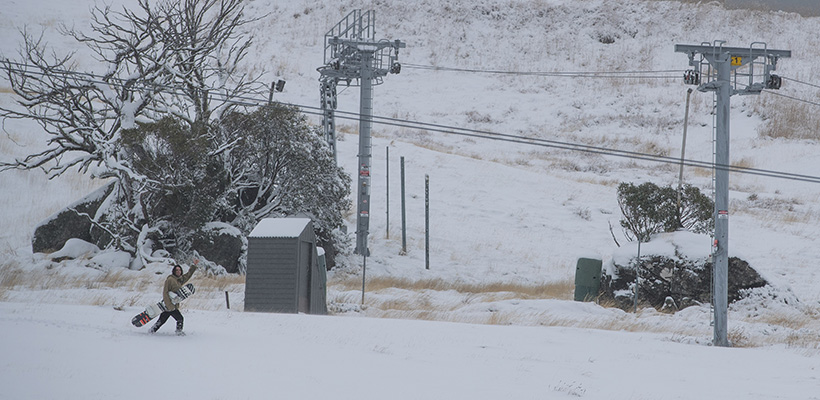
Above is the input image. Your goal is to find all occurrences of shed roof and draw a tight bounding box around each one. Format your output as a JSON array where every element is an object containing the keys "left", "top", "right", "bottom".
[{"left": 249, "top": 218, "right": 312, "bottom": 238}]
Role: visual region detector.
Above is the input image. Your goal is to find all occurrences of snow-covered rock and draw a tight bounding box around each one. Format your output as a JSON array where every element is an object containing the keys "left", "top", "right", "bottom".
[{"left": 47, "top": 238, "right": 101, "bottom": 261}]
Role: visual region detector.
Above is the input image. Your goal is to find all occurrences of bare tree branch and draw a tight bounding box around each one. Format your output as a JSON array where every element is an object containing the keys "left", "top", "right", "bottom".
[{"left": 0, "top": 0, "right": 267, "bottom": 254}]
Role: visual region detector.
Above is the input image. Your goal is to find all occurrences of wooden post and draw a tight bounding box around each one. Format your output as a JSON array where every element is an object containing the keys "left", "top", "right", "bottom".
[{"left": 677, "top": 88, "right": 693, "bottom": 219}]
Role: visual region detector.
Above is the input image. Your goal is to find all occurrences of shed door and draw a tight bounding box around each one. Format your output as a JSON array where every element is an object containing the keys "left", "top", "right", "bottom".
[{"left": 297, "top": 241, "right": 311, "bottom": 313}]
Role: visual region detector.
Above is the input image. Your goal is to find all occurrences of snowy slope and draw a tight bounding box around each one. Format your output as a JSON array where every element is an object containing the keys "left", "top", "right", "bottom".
[
  {"left": 2, "top": 0, "right": 820, "bottom": 398},
  {"left": 2, "top": 301, "right": 819, "bottom": 400}
]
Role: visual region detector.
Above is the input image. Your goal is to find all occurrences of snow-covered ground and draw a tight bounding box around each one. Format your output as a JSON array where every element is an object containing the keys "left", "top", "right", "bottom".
[
  {"left": 3, "top": 301, "right": 819, "bottom": 400},
  {"left": 2, "top": 0, "right": 820, "bottom": 398}
]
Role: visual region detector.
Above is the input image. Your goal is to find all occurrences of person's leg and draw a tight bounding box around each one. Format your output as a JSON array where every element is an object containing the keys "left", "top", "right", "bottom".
[
  {"left": 150, "top": 311, "right": 172, "bottom": 333},
  {"left": 170, "top": 310, "right": 184, "bottom": 335}
]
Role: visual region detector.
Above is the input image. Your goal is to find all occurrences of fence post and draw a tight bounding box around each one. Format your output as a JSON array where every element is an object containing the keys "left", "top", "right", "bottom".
[
  {"left": 386, "top": 146, "right": 390, "bottom": 239},
  {"left": 425, "top": 174, "right": 430, "bottom": 270},
  {"left": 400, "top": 156, "right": 407, "bottom": 255}
]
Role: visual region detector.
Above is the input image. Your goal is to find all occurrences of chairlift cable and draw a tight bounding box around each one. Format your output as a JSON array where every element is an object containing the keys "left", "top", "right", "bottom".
[{"left": 4, "top": 60, "right": 820, "bottom": 183}]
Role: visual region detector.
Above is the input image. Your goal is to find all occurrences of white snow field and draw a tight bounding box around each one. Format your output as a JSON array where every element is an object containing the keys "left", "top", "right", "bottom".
[
  {"left": 2, "top": 301, "right": 819, "bottom": 400},
  {"left": 2, "top": 0, "right": 820, "bottom": 399}
]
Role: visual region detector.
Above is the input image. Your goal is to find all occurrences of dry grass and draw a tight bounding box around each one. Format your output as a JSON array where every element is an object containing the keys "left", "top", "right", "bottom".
[
  {"left": 691, "top": 167, "right": 713, "bottom": 178},
  {"left": 784, "top": 332, "right": 820, "bottom": 351},
  {"left": 730, "top": 195, "right": 809, "bottom": 227},
  {"left": 728, "top": 328, "right": 753, "bottom": 348},
  {"left": 755, "top": 312, "right": 812, "bottom": 331},
  {"left": 0, "top": 263, "right": 24, "bottom": 286},
  {"left": 0, "top": 264, "right": 157, "bottom": 293},
  {"left": 195, "top": 273, "right": 245, "bottom": 291},
  {"left": 328, "top": 271, "right": 820, "bottom": 349},
  {"left": 411, "top": 138, "right": 456, "bottom": 154},
  {"left": 575, "top": 176, "right": 619, "bottom": 187},
  {"left": 755, "top": 99, "right": 820, "bottom": 141},
  {"left": 732, "top": 156, "right": 755, "bottom": 170},
  {"left": 5, "top": 260, "right": 819, "bottom": 348},
  {"left": 337, "top": 123, "right": 358, "bottom": 135},
  {"left": 335, "top": 275, "right": 574, "bottom": 300},
  {"left": 0, "top": 260, "right": 245, "bottom": 311}
]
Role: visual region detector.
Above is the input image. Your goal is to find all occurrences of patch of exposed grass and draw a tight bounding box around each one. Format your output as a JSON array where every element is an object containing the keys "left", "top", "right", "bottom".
[
  {"left": 756, "top": 99, "right": 820, "bottom": 141},
  {"left": 728, "top": 328, "right": 753, "bottom": 348},
  {"left": 0, "top": 262, "right": 244, "bottom": 310},
  {"left": 196, "top": 273, "right": 245, "bottom": 291},
  {"left": 0, "top": 262, "right": 25, "bottom": 290},
  {"left": 732, "top": 156, "right": 754, "bottom": 170},
  {"left": 334, "top": 275, "right": 574, "bottom": 300},
  {"left": 784, "top": 332, "right": 820, "bottom": 352}
]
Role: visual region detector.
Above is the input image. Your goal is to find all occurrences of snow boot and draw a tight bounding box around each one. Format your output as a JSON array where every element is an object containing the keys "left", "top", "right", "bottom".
[
  {"left": 149, "top": 321, "right": 163, "bottom": 333},
  {"left": 175, "top": 320, "right": 185, "bottom": 336}
]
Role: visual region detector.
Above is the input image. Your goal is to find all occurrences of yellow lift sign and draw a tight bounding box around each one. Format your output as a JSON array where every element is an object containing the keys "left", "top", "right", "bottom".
[{"left": 731, "top": 56, "right": 743, "bottom": 66}]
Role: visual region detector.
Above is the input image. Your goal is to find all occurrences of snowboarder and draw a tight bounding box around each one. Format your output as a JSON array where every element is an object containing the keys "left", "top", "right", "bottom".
[{"left": 149, "top": 260, "right": 198, "bottom": 335}]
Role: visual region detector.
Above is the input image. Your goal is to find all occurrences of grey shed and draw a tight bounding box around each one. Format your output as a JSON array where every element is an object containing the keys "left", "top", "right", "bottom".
[{"left": 244, "top": 218, "right": 327, "bottom": 315}]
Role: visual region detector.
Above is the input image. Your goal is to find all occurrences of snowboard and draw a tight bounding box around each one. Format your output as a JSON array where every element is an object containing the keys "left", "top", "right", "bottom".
[{"left": 131, "top": 283, "right": 196, "bottom": 327}]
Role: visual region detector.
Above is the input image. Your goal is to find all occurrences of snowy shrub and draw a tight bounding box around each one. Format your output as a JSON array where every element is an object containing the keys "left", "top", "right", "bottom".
[
  {"left": 617, "top": 181, "right": 713, "bottom": 242},
  {"left": 113, "top": 104, "right": 352, "bottom": 269},
  {"left": 220, "top": 103, "right": 352, "bottom": 261},
  {"left": 120, "top": 117, "right": 229, "bottom": 240},
  {"left": 601, "top": 254, "right": 768, "bottom": 312}
]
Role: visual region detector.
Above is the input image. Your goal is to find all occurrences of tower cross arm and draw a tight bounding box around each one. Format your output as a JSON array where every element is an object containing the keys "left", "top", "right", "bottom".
[
  {"left": 674, "top": 44, "right": 791, "bottom": 59},
  {"left": 328, "top": 37, "right": 406, "bottom": 51}
]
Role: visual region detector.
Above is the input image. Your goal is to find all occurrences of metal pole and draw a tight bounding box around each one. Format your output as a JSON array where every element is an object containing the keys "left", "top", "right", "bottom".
[
  {"left": 386, "top": 146, "right": 389, "bottom": 239},
  {"left": 674, "top": 42, "right": 791, "bottom": 348},
  {"left": 677, "top": 88, "right": 693, "bottom": 218},
  {"left": 400, "top": 156, "right": 407, "bottom": 255},
  {"left": 361, "top": 253, "right": 367, "bottom": 306},
  {"left": 355, "top": 50, "right": 375, "bottom": 256},
  {"left": 634, "top": 240, "right": 641, "bottom": 313},
  {"left": 425, "top": 174, "right": 430, "bottom": 270},
  {"left": 320, "top": 80, "right": 338, "bottom": 164},
  {"left": 713, "top": 56, "right": 731, "bottom": 347}
]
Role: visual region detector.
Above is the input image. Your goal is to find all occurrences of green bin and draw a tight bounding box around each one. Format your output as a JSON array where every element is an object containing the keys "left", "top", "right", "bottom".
[{"left": 574, "top": 258, "right": 602, "bottom": 302}]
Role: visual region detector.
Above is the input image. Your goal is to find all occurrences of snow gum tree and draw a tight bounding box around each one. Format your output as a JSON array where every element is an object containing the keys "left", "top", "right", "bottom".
[
  {"left": 219, "top": 104, "right": 351, "bottom": 249},
  {"left": 119, "top": 118, "right": 229, "bottom": 241},
  {"left": 1, "top": 0, "right": 350, "bottom": 269},
  {"left": 617, "top": 182, "right": 713, "bottom": 242}
]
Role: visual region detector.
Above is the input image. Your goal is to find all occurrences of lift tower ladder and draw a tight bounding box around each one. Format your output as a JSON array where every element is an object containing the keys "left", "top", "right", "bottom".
[
  {"left": 318, "top": 10, "right": 405, "bottom": 256},
  {"left": 675, "top": 41, "right": 790, "bottom": 347}
]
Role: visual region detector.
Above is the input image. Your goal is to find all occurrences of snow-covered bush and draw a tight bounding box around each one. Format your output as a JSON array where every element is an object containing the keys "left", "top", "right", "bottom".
[
  {"left": 617, "top": 182, "right": 713, "bottom": 242},
  {"left": 119, "top": 117, "right": 229, "bottom": 240},
  {"left": 219, "top": 103, "right": 352, "bottom": 253}
]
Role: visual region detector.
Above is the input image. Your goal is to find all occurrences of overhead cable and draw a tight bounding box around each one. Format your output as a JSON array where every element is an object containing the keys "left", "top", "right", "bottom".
[
  {"left": 402, "top": 62, "right": 683, "bottom": 79},
  {"left": 4, "top": 60, "right": 820, "bottom": 183}
]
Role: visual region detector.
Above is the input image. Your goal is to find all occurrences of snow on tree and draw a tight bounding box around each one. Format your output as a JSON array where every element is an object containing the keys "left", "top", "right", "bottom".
[
  {"left": 219, "top": 104, "right": 351, "bottom": 241},
  {"left": 1, "top": 0, "right": 350, "bottom": 269}
]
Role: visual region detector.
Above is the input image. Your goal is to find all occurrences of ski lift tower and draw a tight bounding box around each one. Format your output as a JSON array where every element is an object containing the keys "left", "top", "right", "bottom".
[
  {"left": 675, "top": 41, "right": 790, "bottom": 347},
  {"left": 318, "top": 10, "right": 405, "bottom": 255}
]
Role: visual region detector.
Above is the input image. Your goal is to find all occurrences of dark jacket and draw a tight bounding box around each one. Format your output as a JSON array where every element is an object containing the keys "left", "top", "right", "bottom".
[{"left": 162, "top": 265, "right": 197, "bottom": 310}]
